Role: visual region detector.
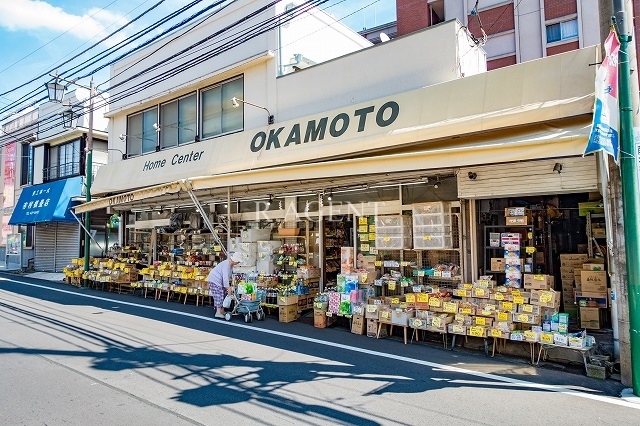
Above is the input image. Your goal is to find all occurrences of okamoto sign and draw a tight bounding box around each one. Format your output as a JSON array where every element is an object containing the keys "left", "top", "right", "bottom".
[{"left": 249, "top": 101, "right": 399, "bottom": 152}]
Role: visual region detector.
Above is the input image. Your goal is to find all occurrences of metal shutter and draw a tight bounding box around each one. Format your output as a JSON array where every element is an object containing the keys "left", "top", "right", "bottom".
[
  {"left": 457, "top": 156, "right": 599, "bottom": 199},
  {"left": 34, "top": 223, "right": 80, "bottom": 272}
]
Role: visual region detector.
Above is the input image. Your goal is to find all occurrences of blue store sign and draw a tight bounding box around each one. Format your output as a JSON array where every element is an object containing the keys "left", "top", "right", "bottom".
[{"left": 9, "top": 177, "right": 83, "bottom": 225}]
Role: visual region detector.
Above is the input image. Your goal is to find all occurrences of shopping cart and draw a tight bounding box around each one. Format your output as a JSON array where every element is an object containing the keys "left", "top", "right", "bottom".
[{"left": 224, "top": 287, "right": 265, "bottom": 323}]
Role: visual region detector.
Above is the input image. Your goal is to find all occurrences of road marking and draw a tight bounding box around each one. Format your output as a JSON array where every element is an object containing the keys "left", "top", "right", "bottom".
[{"left": 3, "top": 277, "right": 639, "bottom": 410}]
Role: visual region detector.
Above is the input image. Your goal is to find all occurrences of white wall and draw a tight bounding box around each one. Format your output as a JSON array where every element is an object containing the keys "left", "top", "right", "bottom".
[
  {"left": 516, "top": 0, "right": 543, "bottom": 62},
  {"left": 275, "top": 20, "right": 485, "bottom": 121},
  {"left": 579, "top": 0, "right": 600, "bottom": 49}
]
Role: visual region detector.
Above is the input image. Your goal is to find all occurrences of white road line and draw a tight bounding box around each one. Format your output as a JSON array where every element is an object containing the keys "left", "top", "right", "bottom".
[{"left": 3, "top": 277, "right": 639, "bottom": 410}]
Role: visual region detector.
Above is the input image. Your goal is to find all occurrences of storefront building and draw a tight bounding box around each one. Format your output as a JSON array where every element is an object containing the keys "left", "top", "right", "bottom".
[{"left": 75, "top": 2, "right": 616, "bottom": 375}]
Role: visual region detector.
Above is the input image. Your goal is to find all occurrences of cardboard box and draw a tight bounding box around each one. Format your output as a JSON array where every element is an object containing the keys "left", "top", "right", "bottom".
[
  {"left": 524, "top": 274, "right": 554, "bottom": 290},
  {"left": 351, "top": 314, "right": 366, "bottom": 335},
  {"left": 553, "top": 334, "right": 569, "bottom": 346},
  {"left": 580, "top": 307, "right": 601, "bottom": 329},
  {"left": 314, "top": 309, "right": 327, "bottom": 328},
  {"left": 467, "top": 326, "right": 488, "bottom": 338},
  {"left": 512, "top": 312, "right": 541, "bottom": 325},
  {"left": 583, "top": 263, "right": 605, "bottom": 271},
  {"left": 581, "top": 270, "right": 607, "bottom": 293},
  {"left": 409, "top": 317, "right": 428, "bottom": 329},
  {"left": 506, "top": 216, "right": 529, "bottom": 226},
  {"left": 505, "top": 207, "right": 529, "bottom": 217},
  {"left": 341, "top": 247, "right": 355, "bottom": 274},
  {"left": 448, "top": 323, "right": 467, "bottom": 335},
  {"left": 279, "top": 304, "right": 298, "bottom": 323},
  {"left": 278, "top": 295, "right": 299, "bottom": 306},
  {"left": 365, "top": 304, "right": 380, "bottom": 319},
  {"left": 392, "top": 309, "right": 415, "bottom": 326},
  {"left": 530, "top": 289, "right": 561, "bottom": 308},
  {"left": 575, "top": 291, "right": 608, "bottom": 308},
  {"left": 560, "top": 253, "right": 588, "bottom": 267},
  {"left": 578, "top": 201, "right": 604, "bottom": 216},
  {"left": 490, "top": 258, "right": 506, "bottom": 272},
  {"left": 366, "top": 319, "right": 379, "bottom": 337}
]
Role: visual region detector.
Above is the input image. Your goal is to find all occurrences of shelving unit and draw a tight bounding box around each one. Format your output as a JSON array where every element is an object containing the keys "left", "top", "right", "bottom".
[
  {"left": 157, "top": 231, "right": 226, "bottom": 265},
  {"left": 322, "top": 219, "right": 350, "bottom": 286},
  {"left": 586, "top": 213, "right": 606, "bottom": 258},
  {"left": 122, "top": 229, "right": 152, "bottom": 265}
]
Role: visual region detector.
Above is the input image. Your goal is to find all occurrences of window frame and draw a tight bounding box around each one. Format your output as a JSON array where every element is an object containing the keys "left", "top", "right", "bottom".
[
  {"left": 199, "top": 75, "right": 244, "bottom": 141},
  {"left": 20, "top": 143, "right": 32, "bottom": 186},
  {"left": 45, "top": 138, "right": 81, "bottom": 182},
  {"left": 125, "top": 106, "right": 159, "bottom": 158},
  {"left": 158, "top": 92, "right": 198, "bottom": 149},
  {"left": 545, "top": 18, "right": 578, "bottom": 45}
]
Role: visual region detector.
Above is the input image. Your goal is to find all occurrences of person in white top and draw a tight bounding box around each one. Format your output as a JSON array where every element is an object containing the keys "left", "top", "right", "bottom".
[{"left": 208, "top": 252, "right": 244, "bottom": 318}]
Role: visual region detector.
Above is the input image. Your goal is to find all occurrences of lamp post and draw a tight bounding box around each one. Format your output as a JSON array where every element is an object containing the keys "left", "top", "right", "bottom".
[{"left": 45, "top": 75, "right": 95, "bottom": 288}]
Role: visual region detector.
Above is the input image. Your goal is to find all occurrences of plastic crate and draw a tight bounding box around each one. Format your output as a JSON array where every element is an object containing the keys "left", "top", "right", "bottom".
[
  {"left": 413, "top": 213, "right": 451, "bottom": 227},
  {"left": 412, "top": 202, "right": 450, "bottom": 215},
  {"left": 375, "top": 215, "right": 412, "bottom": 227},
  {"left": 413, "top": 235, "right": 453, "bottom": 249},
  {"left": 413, "top": 224, "right": 452, "bottom": 236},
  {"left": 375, "top": 235, "right": 412, "bottom": 249},
  {"left": 375, "top": 225, "right": 412, "bottom": 236}
]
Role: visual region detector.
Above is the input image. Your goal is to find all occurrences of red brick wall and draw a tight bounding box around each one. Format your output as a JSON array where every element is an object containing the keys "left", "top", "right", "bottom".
[
  {"left": 396, "top": 0, "right": 430, "bottom": 37},
  {"left": 546, "top": 40, "right": 580, "bottom": 56},
  {"left": 544, "top": 0, "right": 577, "bottom": 21},
  {"left": 487, "top": 55, "right": 517, "bottom": 70},
  {"left": 468, "top": 3, "right": 515, "bottom": 38}
]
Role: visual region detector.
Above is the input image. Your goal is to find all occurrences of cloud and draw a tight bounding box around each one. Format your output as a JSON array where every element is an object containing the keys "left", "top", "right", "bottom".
[{"left": 0, "top": 0, "right": 127, "bottom": 45}]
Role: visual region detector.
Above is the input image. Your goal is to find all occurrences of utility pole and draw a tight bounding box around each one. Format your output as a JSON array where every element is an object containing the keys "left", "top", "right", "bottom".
[
  {"left": 84, "top": 79, "right": 94, "bottom": 288},
  {"left": 612, "top": 0, "right": 640, "bottom": 396}
]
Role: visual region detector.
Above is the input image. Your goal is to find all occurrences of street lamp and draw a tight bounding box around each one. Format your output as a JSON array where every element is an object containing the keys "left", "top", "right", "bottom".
[
  {"left": 62, "top": 109, "right": 80, "bottom": 129},
  {"left": 45, "top": 74, "right": 96, "bottom": 288}
]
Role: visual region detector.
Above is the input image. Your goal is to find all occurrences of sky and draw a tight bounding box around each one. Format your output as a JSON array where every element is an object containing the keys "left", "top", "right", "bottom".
[{"left": 0, "top": 0, "right": 396, "bottom": 118}]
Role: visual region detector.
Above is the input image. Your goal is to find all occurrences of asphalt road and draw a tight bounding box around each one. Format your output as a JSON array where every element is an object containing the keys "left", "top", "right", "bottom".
[{"left": 0, "top": 273, "right": 638, "bottom": 425}]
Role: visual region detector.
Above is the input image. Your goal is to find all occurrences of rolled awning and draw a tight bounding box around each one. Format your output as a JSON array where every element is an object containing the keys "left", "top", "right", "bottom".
[{"left": 9, "top": 177, "right": 83, "bottom": 225}]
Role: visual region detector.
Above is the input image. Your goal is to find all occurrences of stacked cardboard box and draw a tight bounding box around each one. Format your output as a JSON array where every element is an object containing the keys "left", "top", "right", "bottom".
[
  {"left": 502, "top": 233, "right": 523, "bottom": 287},
  {"left": 559, "top": 254, "right": 588, "bottom": 308}
]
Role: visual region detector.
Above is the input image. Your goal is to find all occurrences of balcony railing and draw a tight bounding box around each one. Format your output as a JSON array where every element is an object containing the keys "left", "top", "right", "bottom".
[{"left": 43, "top": 162, "right": 81, "bottom": 182}]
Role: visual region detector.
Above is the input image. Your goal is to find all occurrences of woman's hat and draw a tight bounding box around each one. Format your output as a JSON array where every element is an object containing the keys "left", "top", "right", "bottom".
[{"left": 230, "top": 252, "right": 244, "bottom": 264}]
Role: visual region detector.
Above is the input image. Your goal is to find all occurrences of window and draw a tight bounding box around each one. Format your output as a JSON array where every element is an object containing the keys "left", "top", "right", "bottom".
[
  {"left": 20, "top": 143, "right": 32, "bottom": 186},
  {"left": 46, "top": 139, "right": 81, "bottom": 181},
  {"left": 126, "top": 107, "right": 158, "bottom": 157},
  {"left": 159, "top": 94, "right": 197, "bottom": 149},
  {"left": 546, "top": 19, "right": 578, "bottom": 43},
  {"left": 200, "top": 77, "right": 243, "bottom": 139},
  {"left": 18, "top": 225, "right": 33, "bottom": 248}
]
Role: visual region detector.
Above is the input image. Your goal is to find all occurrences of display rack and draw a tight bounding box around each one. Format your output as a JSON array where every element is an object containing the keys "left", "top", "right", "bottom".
[{"left": 586, "top": 212, "right": 606, "bottom": 258}]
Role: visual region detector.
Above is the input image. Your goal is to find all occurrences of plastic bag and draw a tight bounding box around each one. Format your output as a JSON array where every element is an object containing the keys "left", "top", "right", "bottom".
[{"left": 223, "top": 295, "right": 232, "bottom": 309}]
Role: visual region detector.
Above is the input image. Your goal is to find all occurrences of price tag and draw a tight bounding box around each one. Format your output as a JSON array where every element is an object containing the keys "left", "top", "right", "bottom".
[
  {"left": 494, "top": 293, "right": 505, "bottom": 301},
  {"left": 369, "top": 233, "right": 376, "bottom": 241},
  {"left": 367, "top": 305, "right": 377, "bottom": 312},
  {"left": 401, "top": 261, "right": 409, "bottom": 267},
  {"left": 502, "top": 302, "right": 514, "bottom": 311},
  {"left": 369, "top": 225, "right": 376, "bottom": 232},
  {"left": 214, "top": 245, "right": 221, "bottom": 252},
  {"left": 475, "top": 288, "right": 485, "bottom": 296},
  {"left": 540, "top": 292, "right": 553, "bottom": 303},
  {"left": 518, "top": 314, "right": 530, "bottom": 322},
  {"left": 524, "top": 330, "right": 536, "bottom": 339},
  {"left": 422, "top": 235, "right": 432, "bottom": 241},
  {"left": 370, "top": 248, "right": 378, "bottom": 254},
  {"left": 432, "top": 317, "right": 442, "bottom": 328},
  {"left": 453, "top": 325, "right": 464, "bottom": 334},
  {"left": 375, "top": 261, "right": 383, "bottom": 267},
  {"left": 533, "top": 274, "right": 545, "bottom": 281},
  {"left": 399, "top": 302, "right": 407, "bottom": 309},
  {"left": 541, "top": 333, "right": 554, "bottom": 343},
  {"left": 455, "top": 314, "right": 465, "bottom": 322},
  {"left": 417, "top": 293, "right": 429, "bottom": 302},
  {"left": 522, "top": 304, "right": 534, "bottom": 313},
  {"left": 513, "top": 296, "right": 525, "bottom": 304},
  {"left": 359, "top": 217, "right": 368, "bottom": 225},
  {"left": 525, "top": 246, "right": 536, "bottom": 254},
  {"left": 442, "top": 271, "right": 452, "bottom": 278},
  {"left": 434, "top": 270, "right": 442, "bottom": 277},
  {"left": 360, "top": 233, "right": 369, "bottom": 242},
  {"left": 443, "top": 302, "right": 457, "bottom": 313},
  {"left": 491, "top": 329, "right": 503, "bottom": 338},
  {"left": 388, "top": 281, "right": 396, "bottom": 291},
  {"left": 527, "top": 232, "right": 533, "bottom": 239},
  {"left": 417, "top": 270, "right": 425, "bottom": 277},
  {"left": 429, "top": 297, "right": 442, "bottom": 307},
  {"left": 469, "top": 326, "right": 484, "bottom": 337},
  {"left": 497, "top": 312, "right": 509, "bottom": 321},
  {"left": 457, "top": 289, "right": 467, "bottom": 297},
  {"left": 391, "top": 297, "right": 400, "bottom": 304},
  {"left": 361, "top": 273, "right": 369, "bottom": 283},
  {"left": 400, "top": 280, "right": 409, "bottom": 288},
  {"left": 463, "top": 283, "right": 473, "bottom": 289},
  {"left": 381, "top": 311, "right": 390, "bottom": 319},
  {"left": 405, "top": 294, "right": 416, "bottom": 303},
  {"left": 511, "top": 290, "right": 521, "bottom": 297},
  {"left": 477, "top": 279, "right": 490, "bottom": 287},
  {"left": 461, "top": 308, "right": 472, "bottom": 315},
  {"left": 475, "top": 317, "right": 486, "bottom": 325},
  {"left": 383, "top": 237, "right": 391, "bottom": 242},
  {"left": 360, "top": 244, "right": 370, "bottom": 252},
  {"left": 359, "top": 225, "right": 369, "bottom": 233}
]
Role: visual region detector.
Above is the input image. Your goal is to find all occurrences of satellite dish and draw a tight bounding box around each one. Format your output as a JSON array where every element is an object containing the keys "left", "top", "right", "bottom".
[{"left": 380, "top": 32, "right": 390, "bottom": 42}]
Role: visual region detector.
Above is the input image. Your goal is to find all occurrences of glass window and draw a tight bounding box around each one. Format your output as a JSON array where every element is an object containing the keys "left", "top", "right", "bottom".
[
  {"left": 20, "top": 143, "right": 32, "bottom": 186},
  {"left": 18, "top": 225, "right": 33, "bottom": 248},
  {"left": 159, "top": 94, "right": 197, "bottom": 149},
  {"left": 126, "top": 107, "right": 158, "bottom": 156},
  {"left": 546, "top": 19, "right": 578, "bottom": 43},
  {"left": 201, "top": 77, "right": 243, "bottom": 139},
  {"left": 46, "top": 139, "right": 80, "bottom": 181}
]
